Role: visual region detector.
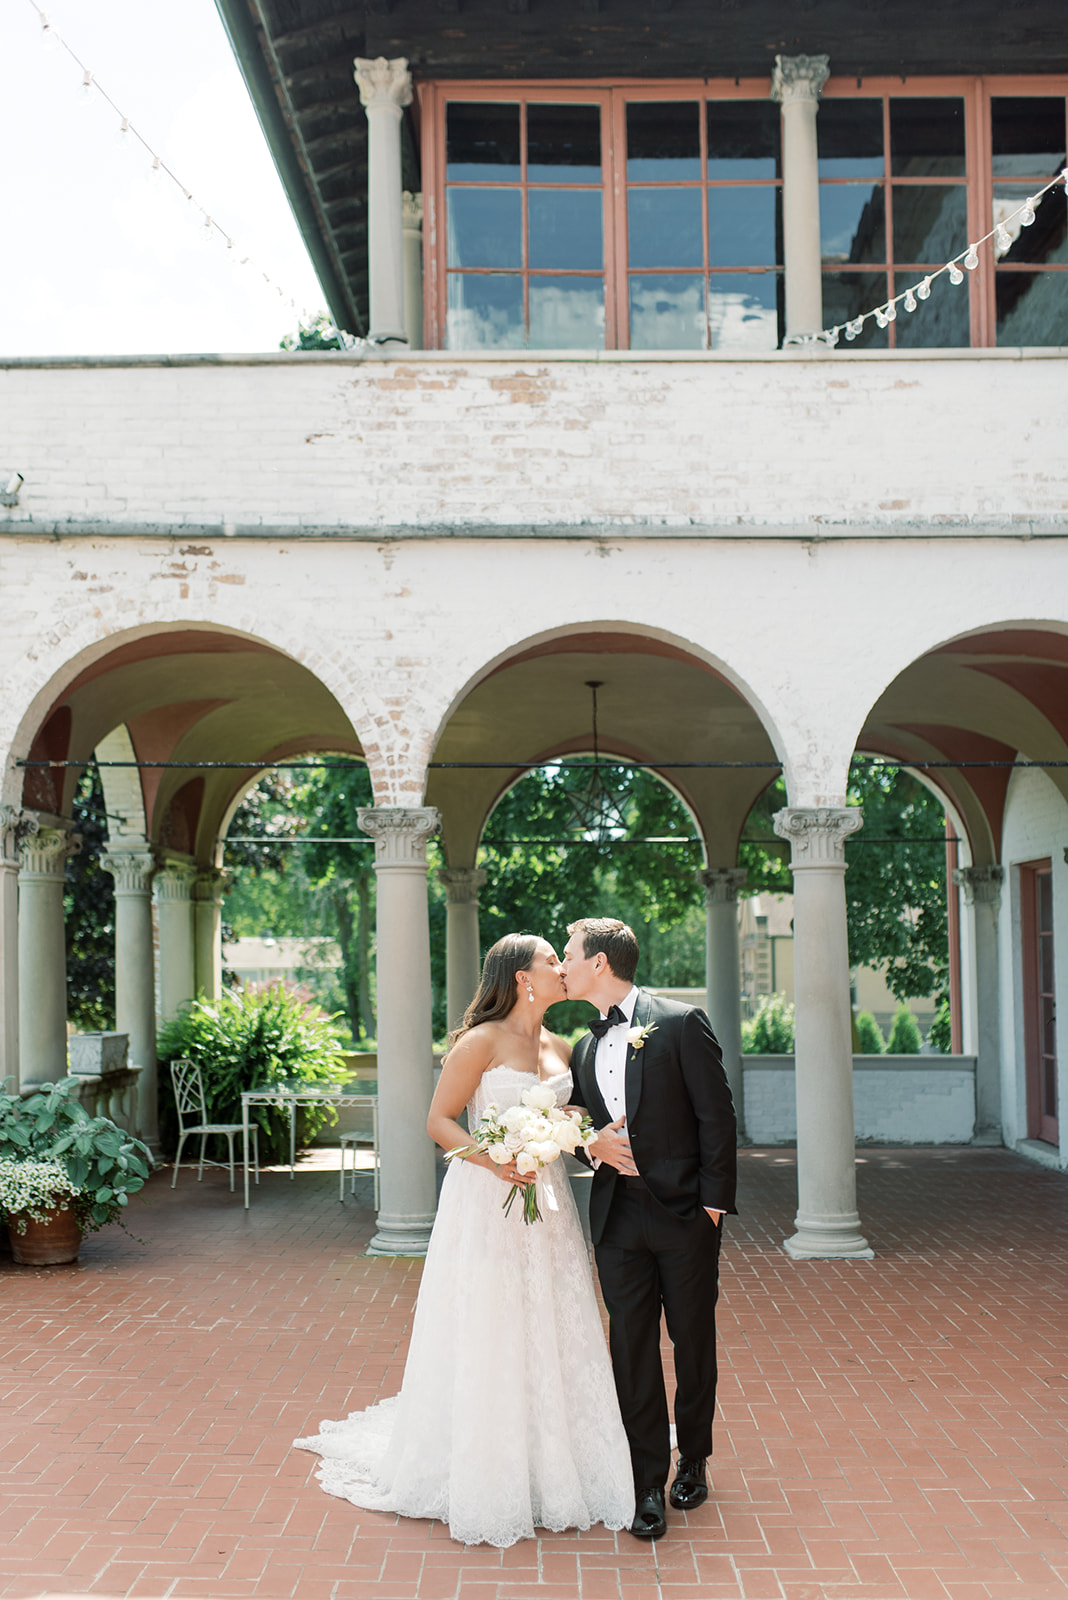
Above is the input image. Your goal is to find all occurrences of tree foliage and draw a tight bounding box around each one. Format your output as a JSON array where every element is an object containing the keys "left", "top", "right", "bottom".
[
  {"left": 854, "top": 1010, "right": 886, "bottom": 1054},
  {"left": 65, "top": 765, "right": 115, "bottom": 1031},
  {"left": 886, "top": 1003, "right": 924, "bottom": 1054},
  {"left": 738, "top": 765, "right": 949, "bottom": 1007},
  {"left": 741, "top": 993, "right": 795, "bottom": 1054}
]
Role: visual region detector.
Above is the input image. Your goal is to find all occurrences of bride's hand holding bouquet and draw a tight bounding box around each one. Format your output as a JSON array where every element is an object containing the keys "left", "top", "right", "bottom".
[{"left": 447, "top": 1081, "right": 596, "bottom": 1223}]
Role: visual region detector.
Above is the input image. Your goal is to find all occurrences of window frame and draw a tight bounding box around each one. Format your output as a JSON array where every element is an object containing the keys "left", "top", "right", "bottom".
[{"left": 419, "top": 74, "right": 1068, "bottom": 352}]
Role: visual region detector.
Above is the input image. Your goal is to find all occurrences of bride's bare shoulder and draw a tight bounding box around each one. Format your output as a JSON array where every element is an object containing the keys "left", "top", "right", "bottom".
[{"left": 542, "top": 1028, "right": 573, "bottom": 1067}]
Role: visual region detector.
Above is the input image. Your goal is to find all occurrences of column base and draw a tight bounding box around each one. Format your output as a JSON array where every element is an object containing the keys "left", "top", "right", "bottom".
[
  {"left": 366, "top": 1214, "right": 436, "bottom": 1257},
  {"left": 783, "top": 1213, "right": 874, "bottom": 1260}
]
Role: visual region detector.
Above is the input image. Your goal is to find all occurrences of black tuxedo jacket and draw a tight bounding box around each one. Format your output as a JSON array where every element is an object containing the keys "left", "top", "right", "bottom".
[{"left": 570, "top": 989, "right": 738, "bottom": 1245}]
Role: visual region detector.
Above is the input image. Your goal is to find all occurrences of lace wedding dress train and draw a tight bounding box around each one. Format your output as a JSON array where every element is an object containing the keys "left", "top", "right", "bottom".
[{"left": 294, "top": 1066, "right": 634, "bottom": 1548}]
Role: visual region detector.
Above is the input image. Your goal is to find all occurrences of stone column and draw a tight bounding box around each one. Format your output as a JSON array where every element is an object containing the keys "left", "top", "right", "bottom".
[
  {"left": 773, "top": 806, "right": 872, "bottom": 1259},
  {"left": 102, "top": 849, "right": 158, "bottom": 1149},
  {"left": 19, "top": 819, "right": 80, "bottom": 1086},
  {"left": 697, "top": 867, "right": 748, "bottom": 1139},
  {"left": 953, "top": 866, "right": 1004, "bottom": 1143},
  {"left": 402, "top": 190, "right": 424, "bottom": 351},
  {"left": 154, "top": 860, "right": 197, "bottom": 1022},
  {"left": 0, "top": 808, "right": 37, "bottom": 1089},
  {"left": 193, "top": 868, "right": 230, "bottom": 1001},
  {"left": 770, "top": 53, "right": 830, "bottom": 344},
  {"left": 358, "top": 805, "right": 441, "bottom": 1254},
  {"left": 354, "top": 57, "right": 413, "bottom": 345},
  {"left": 438, "top": 867, "right": 487, "bottom": 1031}
]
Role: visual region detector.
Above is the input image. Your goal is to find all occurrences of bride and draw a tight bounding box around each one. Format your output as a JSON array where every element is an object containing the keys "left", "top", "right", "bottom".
[{"left": 294, "top": 932, "right": 634, "bottom": 1548}]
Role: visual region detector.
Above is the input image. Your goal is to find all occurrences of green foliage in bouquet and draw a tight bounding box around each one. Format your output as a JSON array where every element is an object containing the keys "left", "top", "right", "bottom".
[
  {"left": 157, "top": 984, "right": 350, "bottom": 1164},
  {"left": 0, "top": 1078, "right": 151, "bottom": 1234}
]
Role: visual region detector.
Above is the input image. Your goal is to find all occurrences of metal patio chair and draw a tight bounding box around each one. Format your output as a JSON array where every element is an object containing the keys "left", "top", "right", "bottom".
[
  {"left": 170, "top": 1058, "right": 259, "bottom": 1193},
  {"left": 339, "top": 1094, "right": 380, "bottom": 1207}
]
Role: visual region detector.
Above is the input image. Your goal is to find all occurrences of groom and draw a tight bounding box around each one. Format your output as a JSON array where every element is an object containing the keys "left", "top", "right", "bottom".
[{"left": 562, "top": 917, "right": 737, "bottom": 1541}]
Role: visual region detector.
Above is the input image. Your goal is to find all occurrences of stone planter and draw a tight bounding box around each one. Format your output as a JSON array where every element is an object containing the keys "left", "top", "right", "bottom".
[{"left": 8, "top": 1206, "right": 82, "bottom": 1265}]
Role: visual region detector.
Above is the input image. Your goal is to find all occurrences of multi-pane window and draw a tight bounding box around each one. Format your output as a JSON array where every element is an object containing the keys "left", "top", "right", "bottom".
[
  {"left": 421, "top": 78, "right": 1068, "bottom": 350},
  {"left": 623, "top": 100, "right": 782, "bottom": 351},
  {"left": 818, "top": 94, "right": 970, "bottom": 349},
  {"left": 990, "top": 96, "right": 1068, "bottom": 346},
  {"left": 444, "top": 98, "right": 607, "bottom": 350}
]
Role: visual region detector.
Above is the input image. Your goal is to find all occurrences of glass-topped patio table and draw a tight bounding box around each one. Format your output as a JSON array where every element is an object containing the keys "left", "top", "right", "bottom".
[{"left": 240, "top": 1082, "right": 379, "bottom": 1209}]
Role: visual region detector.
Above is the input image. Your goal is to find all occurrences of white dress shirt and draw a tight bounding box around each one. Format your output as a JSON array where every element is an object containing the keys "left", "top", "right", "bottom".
[{"left": 594, "top": 985, "right": 640, "bottom": 1127}]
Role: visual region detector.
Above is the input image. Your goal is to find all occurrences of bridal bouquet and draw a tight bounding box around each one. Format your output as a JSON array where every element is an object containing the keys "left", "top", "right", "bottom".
[{"left": 446, "top": 1082, "right": 596, "bottom": 1224}]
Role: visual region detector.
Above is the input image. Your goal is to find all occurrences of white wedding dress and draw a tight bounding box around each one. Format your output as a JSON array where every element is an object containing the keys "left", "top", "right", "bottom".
[{"left": 294, "top": 1066, "right": 634, "bottom": 1547}]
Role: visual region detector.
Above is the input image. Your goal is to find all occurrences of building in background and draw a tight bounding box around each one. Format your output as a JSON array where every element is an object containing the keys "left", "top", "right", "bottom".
[{"left": 1, "top": 2, "right": 1066, "bottom": 1264}]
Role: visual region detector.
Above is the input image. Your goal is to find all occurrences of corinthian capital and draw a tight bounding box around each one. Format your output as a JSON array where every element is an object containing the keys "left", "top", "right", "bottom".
[
  {"left": 402, "top": 190, "right": 423, "bottom": 232},
  {"left": 953, "top": 864, "right": 1004, "bottom": 910},
  {"left": 19, "top": 822, "right": 81, "bottom": 879},
  {"left": 0, "top": 805, "right": 39, "bottom": 867},
  {"left": 354, "top": 56, "right": 413, "bottom": 112},
  {"left": 438, "top": 866, "right": 487, "bottom": 904},
  {"left": 358, "top": 806, "right": 440, "bottom": 867},
  {"left": 771, "top": 53, "right": 831, "bottom": 106},
  {"left": 773, "top": 806, "right": 863, "bottom": 867},
  {"left": 101, "top": 850, "right": 156, "bottom": 895},
  {"left": 696, "top": 866, "right": 749, "bottom": 905}
]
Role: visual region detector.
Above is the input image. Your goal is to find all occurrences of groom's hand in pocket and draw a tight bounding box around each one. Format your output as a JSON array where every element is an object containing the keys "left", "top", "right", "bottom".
[{"left": 588, "top": 1117, "right": 639, "bottom": 1177}]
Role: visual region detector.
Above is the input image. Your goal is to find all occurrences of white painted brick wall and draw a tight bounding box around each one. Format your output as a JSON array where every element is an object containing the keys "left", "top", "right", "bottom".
[
  {"left": 1, "top": 350, "right": 1066, "bottom": 533},
  {"left": 743, "top": 1058, "right": 978, "bottom": 1144}
]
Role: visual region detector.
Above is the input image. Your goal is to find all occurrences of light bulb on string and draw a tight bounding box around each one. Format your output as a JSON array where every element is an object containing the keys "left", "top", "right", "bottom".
[
  {"left": 149, "top": 154, "right": 162, "bottom": 183},
  {"left": 948, "top": 261, "right": 964, "bottom": 285},
  {"left": 874, "top": 306, "right": 888, "bottom": 329},
  {"left": 885, "top": 300, "right": 897, "bottom": 322},
  {"left": 114, "top": 115, "right": 132, "bottom": 151},
  {"left": 964, "top": 245, "right": 979, "bottom": 271},
  {"left": 40, "top": 14, "right": 60, "bottom": 51},
  {"left": 903, "top": 287, "right": 917, "bottom": 312},
  {"left": 1021, "top": 199, "right": 1036, "bottom": 227},
  {"left": 917, "top": 276, "right": 932, "bottom": 301},
  {"left": 995, "top": 224, "right": 1013, "bottom": 256},
  {"left": 78, "top": 68, "right": 94, "bottom": 109}
]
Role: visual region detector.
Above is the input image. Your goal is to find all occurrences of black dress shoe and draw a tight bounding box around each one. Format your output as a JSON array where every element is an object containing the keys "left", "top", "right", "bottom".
[
  {"left": 629, "top": 1486, "right": 667, "bottom": 1540},
  {"left": 669, "top": 1456, "right": 708, "bottom": 1511}
]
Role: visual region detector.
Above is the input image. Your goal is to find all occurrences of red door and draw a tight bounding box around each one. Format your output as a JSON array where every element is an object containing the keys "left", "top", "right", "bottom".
[{"left": 1022, "top": 860, "right": 1058, "bottom": 1146}]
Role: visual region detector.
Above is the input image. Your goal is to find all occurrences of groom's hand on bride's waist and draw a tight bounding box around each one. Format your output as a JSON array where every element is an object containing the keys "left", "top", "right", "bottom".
[{"left": 588, "top": 1116, "right": 639, "bottom": 1177}]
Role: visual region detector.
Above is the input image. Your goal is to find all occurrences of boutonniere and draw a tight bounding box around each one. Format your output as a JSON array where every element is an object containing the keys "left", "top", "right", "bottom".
[{"left": 625, "top": 1023, "right": 657, "bottom": 1051}]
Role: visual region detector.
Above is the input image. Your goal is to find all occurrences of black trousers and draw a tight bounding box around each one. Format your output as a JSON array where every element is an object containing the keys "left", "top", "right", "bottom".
[{"left": 594, "top": 1182, "right": 722, "bottom": 1491}]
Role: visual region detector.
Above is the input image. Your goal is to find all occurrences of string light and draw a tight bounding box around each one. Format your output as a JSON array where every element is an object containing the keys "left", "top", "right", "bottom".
[
  {"left": 817, "top": 168, "right": 1068, "bottom": 346},
  {"left": 22, "top": 0, "right": 352, "bottom": 344}
]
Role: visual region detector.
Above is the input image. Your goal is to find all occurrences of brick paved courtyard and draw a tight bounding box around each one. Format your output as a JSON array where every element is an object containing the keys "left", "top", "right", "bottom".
[{"left": 2, "top": 1145, "right": 1066, "bottom": 1600}]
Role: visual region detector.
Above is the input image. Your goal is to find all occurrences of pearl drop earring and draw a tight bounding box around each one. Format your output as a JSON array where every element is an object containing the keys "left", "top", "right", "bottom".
[{"left": 526, "top": 983, "right": 535, "bottom": 1002}]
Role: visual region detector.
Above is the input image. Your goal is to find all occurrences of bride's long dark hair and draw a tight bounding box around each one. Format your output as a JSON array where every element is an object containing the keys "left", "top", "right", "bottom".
[{"left": 447, "top": 932, "right": 541, "bottom": 1049}]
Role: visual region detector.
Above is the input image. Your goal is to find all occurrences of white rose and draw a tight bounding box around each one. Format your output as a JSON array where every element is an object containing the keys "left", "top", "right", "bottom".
[
  {"left": 551, "top": 1120, "right": 582, "bottom": 1152},
  {"left": 500, "top": 1104, "right": 529, "bottom": 1131},
  {"left": 515, "top": 1151, "right": 538, "bottom": 1175},
  {"left": 487, "top": 1143, "right": 512, "bottom": 1165},
  {"left": 522, "top": 1084, "right": 558, "bottom": 1112},
  {"left": 527, "top": 1117, "right": 555, "bottom": 1141},
  {"left": 528, "top": 1140, "right": 561, "bottom": 1165},
  {"left": 504, "top": 1131, "right": 524, "bottom": 1152}
]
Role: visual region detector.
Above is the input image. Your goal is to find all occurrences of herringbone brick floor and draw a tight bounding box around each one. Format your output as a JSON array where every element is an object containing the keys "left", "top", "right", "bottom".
[{"left": 1, "top": 1146, "right": 1066, "bottom": 1600}]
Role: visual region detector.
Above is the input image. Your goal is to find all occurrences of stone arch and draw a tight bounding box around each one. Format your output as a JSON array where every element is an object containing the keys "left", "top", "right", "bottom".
[{"left": 1, "top": 609, "right": 388, "bottom": 811}]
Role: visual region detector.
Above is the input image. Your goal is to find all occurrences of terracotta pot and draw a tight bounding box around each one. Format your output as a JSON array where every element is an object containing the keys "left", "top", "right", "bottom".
[{"left": 9, "top": 1206, "right": 82, "bottom": 1266}]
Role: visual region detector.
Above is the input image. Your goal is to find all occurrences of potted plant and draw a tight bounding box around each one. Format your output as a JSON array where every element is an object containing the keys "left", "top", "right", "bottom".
[{"left": 0, "top": 1077, "right": 152, "bottom": 1265}]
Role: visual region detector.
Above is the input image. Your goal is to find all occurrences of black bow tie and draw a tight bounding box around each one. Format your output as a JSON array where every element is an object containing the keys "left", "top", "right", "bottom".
[{"left": 590, "top": 1004, "right": 627, "bottom": 1040}]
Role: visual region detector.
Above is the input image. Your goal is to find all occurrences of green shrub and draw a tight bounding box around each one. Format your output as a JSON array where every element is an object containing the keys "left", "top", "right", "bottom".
[
  {"left": 157, "top": 984, "right": 350, "bottom": 1163},
  {"left": 854, "top": 1011, "right": 886, "bottom": 1054},
  {"left": 886, "top": 1004, "right": 923, "bottom": 1054},
  {"left": 927, "top": 996, "right": 952, "bottom": 1054},
  {"left": 741, "top": 993, "right": 795, "bottom": 1054}
]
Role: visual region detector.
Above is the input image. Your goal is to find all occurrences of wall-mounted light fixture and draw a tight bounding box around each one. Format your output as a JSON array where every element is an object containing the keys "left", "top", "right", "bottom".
[{"left": 1, "top": 471, "right": 24, "bottom": 507}]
